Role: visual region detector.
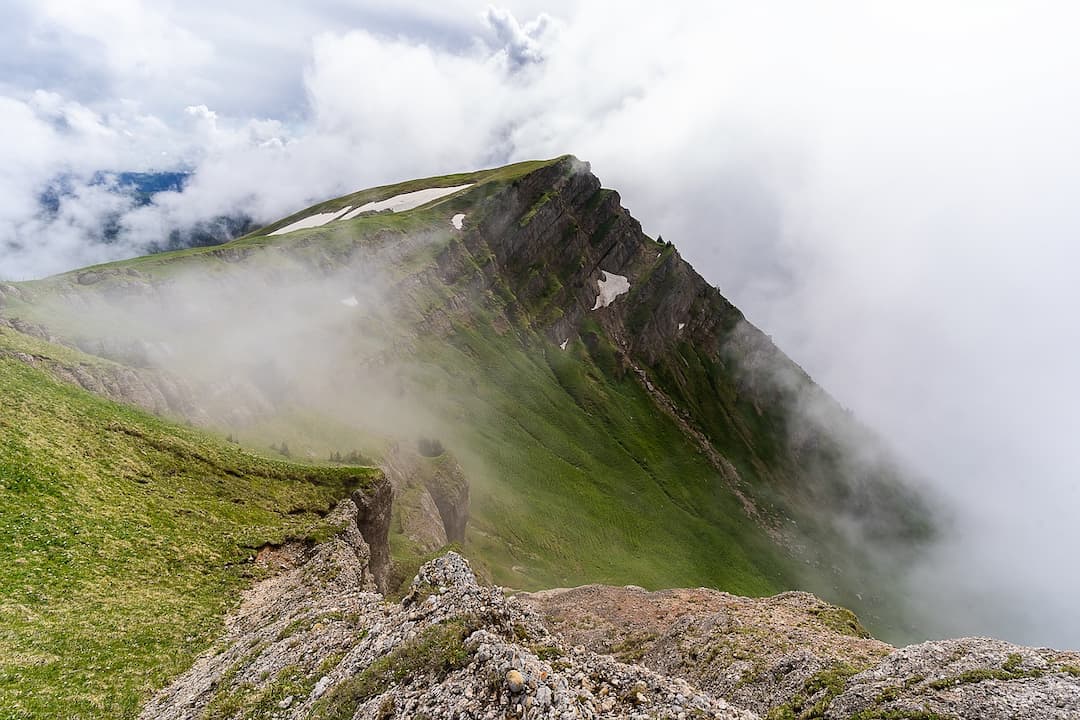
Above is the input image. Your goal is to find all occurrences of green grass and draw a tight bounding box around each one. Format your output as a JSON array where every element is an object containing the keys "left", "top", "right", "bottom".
[
  {"left": 404, "top": 313, "right": 794, "bottom": 595},
  {"left": 0, "top": 357, "right": 376, "bottom": 719},
  {"left": 255, "top": 156, "right": 563, "bottom": 239}
]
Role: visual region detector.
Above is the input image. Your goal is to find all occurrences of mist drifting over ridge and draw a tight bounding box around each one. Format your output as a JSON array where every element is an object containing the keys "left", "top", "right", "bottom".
[{"left": 2, "top": 2, "right": 1080, "bottom": 648}]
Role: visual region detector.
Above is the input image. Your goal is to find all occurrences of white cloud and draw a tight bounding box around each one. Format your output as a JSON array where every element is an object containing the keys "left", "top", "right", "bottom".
[{"left": 481, "top": 5, "right": 554, "bottom": 68}]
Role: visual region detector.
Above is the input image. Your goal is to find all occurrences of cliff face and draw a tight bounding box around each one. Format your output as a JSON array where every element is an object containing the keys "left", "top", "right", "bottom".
[{"left": 441, "top": 157, "right": 932, "bottom": 621}]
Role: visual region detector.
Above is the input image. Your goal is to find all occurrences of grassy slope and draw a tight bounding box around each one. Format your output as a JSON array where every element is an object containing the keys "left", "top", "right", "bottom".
[
  {"left": 433, "top": 319, "right": 793, "bottom": 595},
  {"left": 0, "top": 354, "right": 377, "bottom": 720}
]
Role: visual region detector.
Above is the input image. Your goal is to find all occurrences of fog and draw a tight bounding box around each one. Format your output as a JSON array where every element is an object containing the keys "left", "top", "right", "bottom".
[
  {"left": 34, "top": 224, "right": 469, "bottom": 457},
  {"left": 3, "top": 1, "right": 1080, "bottom": 648}
]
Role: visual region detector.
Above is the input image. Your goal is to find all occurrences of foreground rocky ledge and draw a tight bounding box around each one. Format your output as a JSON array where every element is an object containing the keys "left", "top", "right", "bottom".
[{"left": 143, "top": 501, "right": 1080, "bottom": 720}]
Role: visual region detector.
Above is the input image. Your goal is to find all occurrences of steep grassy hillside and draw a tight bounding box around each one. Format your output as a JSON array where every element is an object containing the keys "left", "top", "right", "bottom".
[
  {"left": 0, "top": 341, "right": 377, "bottom": 719},
  {"left": 413, "top": 319, "right": 791, "bottom": 594}
]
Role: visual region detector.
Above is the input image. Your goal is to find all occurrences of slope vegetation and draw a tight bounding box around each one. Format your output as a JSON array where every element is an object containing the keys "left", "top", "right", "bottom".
[{"left": 0, "top": 345, "right": 377, "bottom": 719}]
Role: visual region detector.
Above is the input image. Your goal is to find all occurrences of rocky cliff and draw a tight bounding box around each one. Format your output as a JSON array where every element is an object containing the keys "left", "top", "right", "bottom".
[{"left": 142, "top": 516, "right": 1080, "bottom": 720}]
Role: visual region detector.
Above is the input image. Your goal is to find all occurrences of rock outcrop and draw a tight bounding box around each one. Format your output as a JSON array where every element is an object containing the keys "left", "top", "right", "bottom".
[
  {"left": 828, "top": 637, "right": 1080, "bottom": 720},
  {"left": 0, "top": 317, "right": 212, "bottom": 423},
  {"left": 141, "top": 516, "right": 1080, "bottom": 720},
  {"left": 353, "top": 478, "right": 393, "bottom": 594},
  {"left": 143, "top": 537, "right": 753, "bottom": 719}
]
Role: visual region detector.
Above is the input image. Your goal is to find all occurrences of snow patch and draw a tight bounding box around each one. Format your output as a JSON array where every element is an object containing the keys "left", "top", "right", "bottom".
[
  {"left": 678, "top": 322, "right": 685, "bottom": 330},
  {"left": 269, "top": 206, "right": 353, "bottom": 236},
  {"left": 591, "top": 270, "right": 630, "bottom": 310},
  {"left": 341, "top": 184, "right": 473, "bottom": 220},
  {"left": 451, "top": 213, "right": 466, "bottom": 230},
  {"left": 560, "top": 339, "right": 568, "bottom": 350},
  {"left": 340, "top": 296, "right": 359, "bottom": 308}
]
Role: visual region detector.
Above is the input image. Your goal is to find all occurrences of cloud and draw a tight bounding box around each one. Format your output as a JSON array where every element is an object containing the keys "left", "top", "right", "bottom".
[
  {"left": 3, "top": 1, "right": 1080, "bottom": 648},
  {"left": 481, "top": 5, "right": 554, "bottom": 68}
]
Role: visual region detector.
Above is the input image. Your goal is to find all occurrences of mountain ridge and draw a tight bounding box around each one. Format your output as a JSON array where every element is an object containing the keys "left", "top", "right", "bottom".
[
  {"left": 1, "top": 155, "right": 930, "bottom": 622},
  {"left": 0, "top": 155, "right": 966, "bottom": 716}
]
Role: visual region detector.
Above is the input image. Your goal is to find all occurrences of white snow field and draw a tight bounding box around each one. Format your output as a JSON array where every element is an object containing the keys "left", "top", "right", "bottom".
[
  {"left": 269, "top": 206, "right": 353, "bottom": 236},
  {"left": 591, "top": 270, "right": 630, "bottom": 310},
  {"left": 340, "top": 184, "right": 473, "bottom": 220},
  {"left": 451, "top": 213, "right": 466, "bottom": 230},
  {"left": 269, "top": 184, "right": 473, "bottom": 236}
]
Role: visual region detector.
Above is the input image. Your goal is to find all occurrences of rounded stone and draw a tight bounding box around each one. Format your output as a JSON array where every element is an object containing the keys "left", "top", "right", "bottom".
[{"left": 506, "top": 669, "right": 525, "bottom": 693}]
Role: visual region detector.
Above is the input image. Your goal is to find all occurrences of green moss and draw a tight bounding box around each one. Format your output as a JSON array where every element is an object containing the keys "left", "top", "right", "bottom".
[
  {"left": 927, "top": 654, "right": 1043, "bottom": 690},
  {"left": 765, "top": 663, "right": 858, "bottom": 720},
  {"left": 311, "top": 616, "right": 479, "bottom": 720},
  {"left": 610, "top": 633, "right": 658, "bottom": 663},
  {"left": 529, "top": 643, "right": 564, "bottom": 661},
  {"left": 928, "top": 666, "right": 1044, "bottom": 690},
  {"left": 810, "top": 605, "right": 872, "bottom": 639},
  {"left": 204, "top": 663, "right": 317, "bottom": 720},
  {"left": 849, "top": 710, "right": 955, "bottom": 720},
  {"left": 873, "top": 685, "right": 902, "bottom": 704}
]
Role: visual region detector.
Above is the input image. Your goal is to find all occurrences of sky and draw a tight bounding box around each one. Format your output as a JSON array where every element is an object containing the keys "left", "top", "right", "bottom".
[{"left": 2, "top": 0, "right": 1080, "bottom": 647}]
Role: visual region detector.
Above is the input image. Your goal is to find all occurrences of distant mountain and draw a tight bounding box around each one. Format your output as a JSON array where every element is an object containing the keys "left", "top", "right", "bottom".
[{"left": 36, "top": 169, "right": 256, "bottom": 251}]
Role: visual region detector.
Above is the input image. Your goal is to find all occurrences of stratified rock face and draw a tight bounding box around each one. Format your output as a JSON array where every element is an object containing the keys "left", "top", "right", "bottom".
[{"left": 419, "top": 453, "right": 469, "bottom": 545}]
